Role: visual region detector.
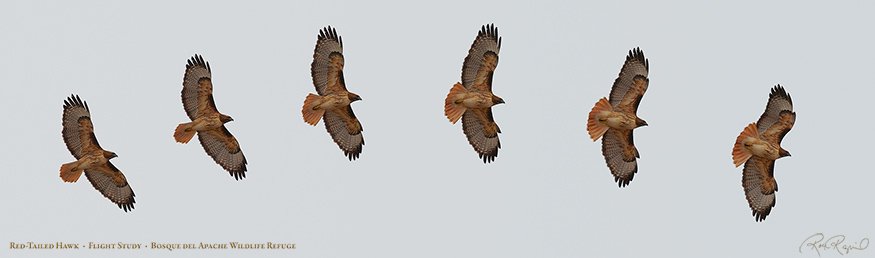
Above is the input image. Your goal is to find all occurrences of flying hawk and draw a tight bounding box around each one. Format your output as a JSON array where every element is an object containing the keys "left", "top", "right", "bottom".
[
  {"left": 302, "top": 26, "right": 364, "bottom": 160},
  {"left": 444, "top": 24, "right": 505, "bottom": 163},
  {"left": 60, "top": 94, "right": 135, "bottom": 212},
  {"left": 174, "top": 54, "right": 248, "bottom": 180},
  {"left": 732, "top": 85, "right": 795, "bottom": 222},
  {"left": 586, "top": 47, "right": 649, "bottom": 187}
]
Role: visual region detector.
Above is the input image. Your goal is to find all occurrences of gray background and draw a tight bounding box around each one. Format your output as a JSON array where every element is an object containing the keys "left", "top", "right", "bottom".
[{"left": 2, "top": 0, "right": 873, "bottom": 257}]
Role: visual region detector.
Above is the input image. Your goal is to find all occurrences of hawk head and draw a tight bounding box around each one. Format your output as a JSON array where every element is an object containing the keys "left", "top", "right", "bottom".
[
  {"left": 103, "top": 151, "right": 118, "bottom": 159},
  {"left": 220, "top": 114, "right": 234, "bottom": 123},
  {"left": 636, "top": 117, "right": 648, "bottom": 127},
  {"left": 348, "top": 92, "right": 362, "bottom": 102},
  {"left": 779, "top": 148, "right": 791, "bottom": 158},
  {"left": 492, "top": 95, "right": 505, "bottom": 105}
]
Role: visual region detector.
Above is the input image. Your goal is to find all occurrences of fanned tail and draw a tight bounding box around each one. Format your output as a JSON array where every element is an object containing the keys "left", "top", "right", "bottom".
[
  {"left": 587, "top": 97, "right": 612, "bottom": 141},
  {"left": 59, "top": 161, "right": 84, "bottom": 183},
  {"left": 732, "top": 123, "right": 758, "bottom": 167},
  {"left": 444, "top": 82, "right": 468, "bottom": 124},
  {"left": 174, "top": 122, "right": 196, "bottom": 143},
  {"left": 302, "top": 93, "right": 325, "bottom": 126}
]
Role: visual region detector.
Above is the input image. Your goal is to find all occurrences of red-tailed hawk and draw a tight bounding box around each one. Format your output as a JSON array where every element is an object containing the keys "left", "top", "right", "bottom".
[
  {"left": 732, "top": 85, "right": 795, "bottom": 222},
  {"left": 444, "top": 24, "right": 505, "bottom": 163},
  {"left": 174, "top": 54, "right": 248, "bottom": 180},
  {"left": 60, "top": 94, "right": 135, "bottom": 212},
  {"left": 586, "top": 47, "right": 649, "bottom": 187},
  {"left": 302, "top": 26, "right": 364, "bottom": 160}
]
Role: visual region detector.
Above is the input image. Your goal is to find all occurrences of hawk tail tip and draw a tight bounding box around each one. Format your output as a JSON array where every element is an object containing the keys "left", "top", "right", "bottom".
[
  {"left": 587, "top": 97, "right": 612, "bottom": 141},
  {"left": 302, "top": 94, "right": 325, "bottom": 126},
  {"left": 59, "top": 162, "right": 84, "bottom": 183},
  {"left": 444, "top": 83, "right": 468, "bottom": 124},
  {"left": 732, "top": 123, "right": 758, "bottom": 167},
  {"left": 174, "top": 123, "right": 196, "bottom": 143}
]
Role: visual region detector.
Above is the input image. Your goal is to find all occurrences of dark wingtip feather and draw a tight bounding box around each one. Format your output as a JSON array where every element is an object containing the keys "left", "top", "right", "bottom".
[
  {"left": 344, "top": 144, "right": 363, "bottom": 161},
  {"left": 478, "top": 23, "right": 501, "bottom": 47},
  {"left": 478, "top": 150, "right": 498, "bottom": 163},
  {"left": 770, "top": 84, "right": 792, "bottom": 106},
  {"left": 318, "top": 25, "right": 342, "bottom": 47},
  {"left": 614, "top": 171, "right": 635, "bottom": 188},
  {"left": 230, "top": 157, "right": 248, "bottom": 180},
  {"left": 186, "top": 54, "right": 210, "bottom": 73},
  {"left": 64, "top": 94, "right": 88, "bottom": 112},
  {"left": 118, "top": 198, "right": 135, "bottom": 213},
  {"left": 627, "top": 47, "right": 649, "bottom": 70},
  {"left": 231, "top": 170, "right": 246, "bottom": 180}
]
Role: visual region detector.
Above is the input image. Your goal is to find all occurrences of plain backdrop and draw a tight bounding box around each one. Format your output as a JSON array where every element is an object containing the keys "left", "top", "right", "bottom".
[{"left": 1, "top": 0, "right": 873, "bottom": 257}]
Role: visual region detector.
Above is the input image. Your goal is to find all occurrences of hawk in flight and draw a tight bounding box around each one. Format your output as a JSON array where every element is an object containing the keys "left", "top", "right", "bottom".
[
  {"left": 174, "top": 54, "right": 248, "bottom": 180},
  {"left": 60, "top": 94, "right": 135, "bottom": 212},
  {"left": 444, "top": 24, "right": 505, "bottom": 163},
  {"left": 732, "top": 85, "right": 795, "bottom": 222},
  {"left": 586, "top": 48, "right": 649, "bottom": 187},
  {"left": 302, "top": 26, "right": 364, "bottom": 160}
]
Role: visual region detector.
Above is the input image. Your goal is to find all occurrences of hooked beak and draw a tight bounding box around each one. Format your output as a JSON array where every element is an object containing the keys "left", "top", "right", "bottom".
[{"left": 637, "top": 119, "right": 648, "bottom": 127}]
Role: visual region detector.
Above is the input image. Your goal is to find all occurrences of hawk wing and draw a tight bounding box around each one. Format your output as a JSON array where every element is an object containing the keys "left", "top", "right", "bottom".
[
  {"left": 756, "top": 85, "right": 795, "bottom": 142},
  {"left": 601, "top": 128, "right": 638, "bottom": 187},
  {"left": 323, "top": 106, "right": 364, "bottom": 160},
  {"left": 311, "top": 26, "right": 346, "bottom": 96},
  {"left": 62, "top": 95, "right": 99, "bottom": 159},
  {"left": 742, "top": 156, "right": 778, "bottom": 221},
  {"left": 461, "top": 108, "right": 501, "bottom": 163},
  {"left": 608, "top": 48, "right": 649, "bottom": 114},
  {"left": 461, "top": 24, "right": 501, "bottom": 92},
  {"left": 84, "top": 162, "right": 135, "bottom": 212},
  {"left": 181, "top": 54, "right": 219, "bottom": 120},
  {"left": 197, "top": 126, "right": 248, "bottom": 180}
]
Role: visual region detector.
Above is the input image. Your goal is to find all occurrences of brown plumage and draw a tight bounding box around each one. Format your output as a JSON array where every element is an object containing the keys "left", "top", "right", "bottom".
[
  {"left": 586, "top": 48, "right": 649, "bottom": 187},
  {"left": 444, "top": 24, "right": 505, "bottom": 163},
  {"left": 302, "top": 26, "right": 364, "bottom": 160},
  {"left": 732, "top": 85, "right": 795, "bottom": 222},
  {"left": 175, "top": 54, "right": 247, "bottom": 180},
  {"left": 60, "top": 94, "right": 135, "bottom": 212}
]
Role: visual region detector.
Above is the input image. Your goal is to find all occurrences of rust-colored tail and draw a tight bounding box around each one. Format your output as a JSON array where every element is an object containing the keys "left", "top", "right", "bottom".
[
  {"left": 732, "top": 123, "right": 758, "bottom": 167},
  {"left": 444, "top": 82, "right": 468, "bottom": 124},
  {"left": 59, "top": 161, "right": 84, "bottom": 183},
  {"left": 302, "top": 93, "right": 325, "bottom": 126},
  {"left": 587, "top": 97, "right": 613, "bottom": 141},
  {"left": 174, "top": 122, "right": 196, "bottom": 143}
]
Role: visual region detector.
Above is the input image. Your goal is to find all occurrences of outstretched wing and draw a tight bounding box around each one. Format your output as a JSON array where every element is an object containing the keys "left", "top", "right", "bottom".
[
  {"left": 197, "top": 126, "right": 247, "bottom": 180},
  {"left": 323, "top": 106, "right": 364, "bottom": 160},
  {"left": 601, "top": 128, "right": 639, "bottom": 187},
  {"left": 756, "top": 85, "right": 795, "bottom": 143},
  {"left": 311, "top": 26, "right": 345, "bottom": 96},
  {"left": 62, "top": 94, "right": 101, "bottom": 159},
  {"left": 741, "top": 156, "right": 778, "bottom": 222},
  {"left": 181, "top": 54, "right": 219, "bottom": 120},
  {"left": 609, "top": 48, "right": 649, "bottom": 114},
  {"left": 461, "top": 24, "right": 501, "bottom": 92},
  {"left": 84, "top": 162, "right": 135, "bottom": 212},
  {"left": 461, "top": 108, "right": 501, "bottom": 163}
]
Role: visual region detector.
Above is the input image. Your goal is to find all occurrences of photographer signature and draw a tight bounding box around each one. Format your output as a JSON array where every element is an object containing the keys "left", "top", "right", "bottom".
[{"left": 799, "top": 233, "right": 869, "bottom": 256}]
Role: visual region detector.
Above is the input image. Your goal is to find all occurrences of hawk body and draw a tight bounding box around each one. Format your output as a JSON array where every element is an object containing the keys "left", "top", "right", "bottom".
[
  {"left": 444, "top": 24, "right": 504, "bottom": 163},
  {"left": 586, "top": 48, "right": 649, "bottom": 187},
  {"left": 60, "top": 94, "right": 135, "bottom": 212},
  {"left": 175, "top": 54, "right": 247, "bottom": 180},
  {"left": 302, "top": 26, "right": 364, "bottom": 160},
  {"left": 732, "top": 85, "right": 795, "bottom": 221}
]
